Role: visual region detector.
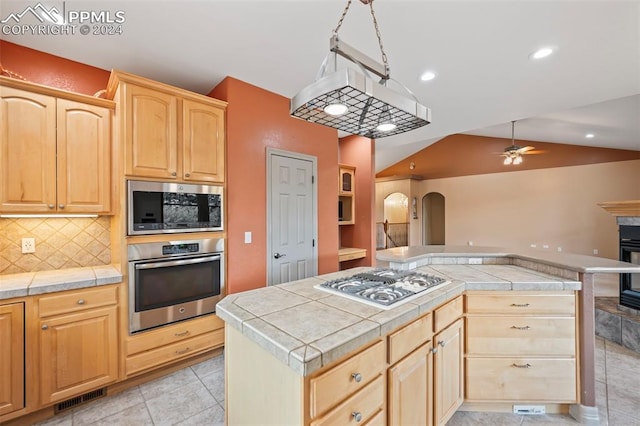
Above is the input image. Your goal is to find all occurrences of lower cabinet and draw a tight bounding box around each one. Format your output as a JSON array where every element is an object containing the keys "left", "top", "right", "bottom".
[
  {"left": 434, "top": 318, "right": 464, "bottom": 425},
  {"left": 38, "top": 287, "right": 119, "bottom": 405},
  {"left": 125, "top": 314, "right": 225, "bottom": 377},
  {"left": 465, "top": 291, "right": 578, "bottom": 403},
  {"left": 0, "top": 302, "right": 24, "bottom": 417},
  {"left": 388, "top": 343, "right": 433, "bottom": 425}
]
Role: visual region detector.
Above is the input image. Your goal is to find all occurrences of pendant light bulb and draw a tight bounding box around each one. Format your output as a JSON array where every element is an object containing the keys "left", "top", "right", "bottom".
[
  {"left": 504, "top": 156, "right": 513, "bottom": 165},
  {"left": 376, "top": 105, "right": 397, "bottom": 132},
  {"left": 514, "top": 155, "right": 523, "bottom": 165},
  {"left": 323, "top": 102, "right": 348, "bottom": 116}
]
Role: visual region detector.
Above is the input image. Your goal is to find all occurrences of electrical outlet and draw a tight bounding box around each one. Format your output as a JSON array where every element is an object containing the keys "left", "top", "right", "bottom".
[
  {"left": 593, "top": 248, "right": 599, "bottom": 255},
  {"left": 21, "top": 238, "right": 35, "bottom": 253},
  {"left": 244, "top": 232, "right": 252, "bottom": 244}
]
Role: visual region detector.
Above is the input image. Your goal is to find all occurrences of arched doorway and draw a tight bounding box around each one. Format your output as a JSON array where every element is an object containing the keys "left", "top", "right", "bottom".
[
  {"left": 422, "top": 192, "right": 445, "bottom": 245},
  {"left": 382, "top": 192, "right": 409, "bottom": 248}
]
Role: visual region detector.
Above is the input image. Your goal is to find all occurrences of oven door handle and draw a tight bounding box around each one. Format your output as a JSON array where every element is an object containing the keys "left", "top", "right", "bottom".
[{"left": 134, "top": 255, "right": 221, "bottom": 270}]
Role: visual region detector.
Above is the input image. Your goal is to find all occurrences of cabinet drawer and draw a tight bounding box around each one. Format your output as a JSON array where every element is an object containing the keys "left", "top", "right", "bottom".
[
  {"left": 465, "top": 293, "right": 575, "bottom": 315},
  {"left": 310, "top": 340, "right": 385, "bottom": 419},
  {"left": 388, "top": 313, "right": 432, "bottom": 365},
  {"left": 434, "top": 295, "right": 463, "bottom": 333},
  {"left": 125, "top": 328, "right": 223, "bottom": 376},
  {"left": 38, "top": 285, "right": 118, "bottom": 317},
  {"left": 126, "top": 314, "right": 224, "bottom": 355},
  {"left": 466, "top": 358, "right": 577, "bottom": 402},
  {"left": 311, "top": 375, "right": 384, "bottom": 426},
  {"left": 466, "top": 316, "right": 576, "bottom": 356}
]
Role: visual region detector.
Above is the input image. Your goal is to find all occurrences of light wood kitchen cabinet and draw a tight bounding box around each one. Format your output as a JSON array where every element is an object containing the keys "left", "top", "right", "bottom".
[
  {"left": 0, "top": 302, "right": 24, "bottom": 417},
  {"left": 465, "top": 291, "right": 578, "bottom": 403},
  {"left": 108, "top": 70, "right": 226, "bottom": 183},
  {"left": 37, "top": 286, "right": 118, "bottom": 405},
  {"left": 0, "top": 80, "right": 112, "bottom": 214},
  {"left": 388, "top": 343, "right": 433, "bottom": 426},
  {"left": 339, "top": 164, "right": 356, "bottom": 225},
  {"left": 124, "top": 314, "right": 225, "bottom": 377},
  {"left": 433, "top": 296, "right": 464, "bottom": 426}
]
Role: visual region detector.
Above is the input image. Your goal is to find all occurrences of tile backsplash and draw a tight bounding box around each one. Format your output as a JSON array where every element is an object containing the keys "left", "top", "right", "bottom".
[{"left": 0, "top": 217, "right": 111, "bottom": 274}]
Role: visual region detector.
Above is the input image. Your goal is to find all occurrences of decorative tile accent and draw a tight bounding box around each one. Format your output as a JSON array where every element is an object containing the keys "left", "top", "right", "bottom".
[
  {"left": 0, "top": 217, "right": 111, "bottom": 274},
  {"left": 595, "top": 308, "right": 622, "bottom": 344},
  {"left": 621, "top": 317, "right": 640, "bottom": 353}
]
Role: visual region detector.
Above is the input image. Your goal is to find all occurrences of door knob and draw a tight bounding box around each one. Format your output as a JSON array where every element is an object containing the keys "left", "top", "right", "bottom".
[{"left": 274, "top": 253, "right": 286, "bottom": 259}]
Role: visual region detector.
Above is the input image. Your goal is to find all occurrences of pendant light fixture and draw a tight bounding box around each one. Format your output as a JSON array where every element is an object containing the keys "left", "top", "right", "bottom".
[{"left": 290, "top": 0, "right": 431, "bottom": 139}]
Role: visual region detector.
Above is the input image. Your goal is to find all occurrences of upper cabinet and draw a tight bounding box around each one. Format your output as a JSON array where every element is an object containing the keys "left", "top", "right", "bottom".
[
  {"left": 108, "top": 71, "right": 226, "bottom": 183},
  {"left": 338, "top": 164, "right": 356, "bottom": 225},
  {"left": 0, "top": 79, "right": 113, "bottom": 214}
]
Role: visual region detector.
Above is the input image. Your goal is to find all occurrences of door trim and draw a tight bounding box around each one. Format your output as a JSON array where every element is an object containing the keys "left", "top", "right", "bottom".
[{"left": 266, "top": 148, "right": 318, "bottom": 285}]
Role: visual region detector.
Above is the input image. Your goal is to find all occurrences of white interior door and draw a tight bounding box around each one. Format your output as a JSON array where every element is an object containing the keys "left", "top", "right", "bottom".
[{"left": 268, "top": 151, "right": 317, "bottom": 285}]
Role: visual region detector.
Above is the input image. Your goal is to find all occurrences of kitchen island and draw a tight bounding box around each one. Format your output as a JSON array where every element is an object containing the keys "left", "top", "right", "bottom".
[{"left": 216, "top": 246, "right": 640, "bottom": 425}]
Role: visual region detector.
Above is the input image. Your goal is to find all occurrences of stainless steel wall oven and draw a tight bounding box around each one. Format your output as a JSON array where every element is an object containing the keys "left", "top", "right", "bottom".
[{"left": 128, "top": 238, "right": 224, "bottom": 334}]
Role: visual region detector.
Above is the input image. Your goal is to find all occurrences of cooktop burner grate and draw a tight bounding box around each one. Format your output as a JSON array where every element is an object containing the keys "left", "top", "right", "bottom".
[{"left": 316, "top": 269, "right": 448, "bottom": 309}]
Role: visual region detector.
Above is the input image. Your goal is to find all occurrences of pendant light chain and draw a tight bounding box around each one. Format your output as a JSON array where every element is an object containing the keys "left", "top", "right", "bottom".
[{"left": 332, "top": 0, "right": 390, "bottom": 78}]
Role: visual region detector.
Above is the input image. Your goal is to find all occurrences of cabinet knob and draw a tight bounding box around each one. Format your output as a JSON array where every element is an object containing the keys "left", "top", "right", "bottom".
[
  {"left": 438, "top": 340, "right": 445, "bottom": 347},
  {"left": 351, "top": 412, "right": 362, "bottom": 422},
  {"left": 77, "top": 299, "right": 85, "bottom": 305},
  {"left": 351, "top": 372, "right": 362, "bottom": 383},
  {"left": 59, "top": 204, "right": 65, "bottom": 209},
  {"left": 430, "top": 347, "right": 438, "bottom": 354},
  {"left": 171, "top": 172, "right": 177, "bottom": 177},
  {"left": 185, "top": 173, "right": 191, "bottom": 177},
  {"left": 42, "top": 324, "right": 48, "bottom": 330},
  {"left": 48, "top": 204, "right": 55, "bottom": 209}
]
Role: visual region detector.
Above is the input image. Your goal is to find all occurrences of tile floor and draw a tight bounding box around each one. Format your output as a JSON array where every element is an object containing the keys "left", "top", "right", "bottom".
[{"left": 34, "top": 336, "right": 639, "bottom": 426}]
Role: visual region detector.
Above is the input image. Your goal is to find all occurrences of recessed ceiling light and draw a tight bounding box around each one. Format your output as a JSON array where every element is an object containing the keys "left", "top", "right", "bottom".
[
  {"left": 585, "top": 133, "right": 595, "bottom": 139},
  {"left": 419, "top": 71, "right": 436, "bottom": 82},
  {"left": 530, "top": 47, "right": 554, "bottom": 60}
]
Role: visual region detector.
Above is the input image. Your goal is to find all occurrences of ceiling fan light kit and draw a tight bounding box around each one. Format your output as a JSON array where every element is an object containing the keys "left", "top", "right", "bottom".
[{"left": 290, "top": 0, "right": 431, "bottom": 139}]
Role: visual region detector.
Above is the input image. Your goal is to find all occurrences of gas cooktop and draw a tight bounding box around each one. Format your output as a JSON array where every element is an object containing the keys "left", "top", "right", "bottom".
[{"left": 316, "top": 269, "right": 448, "bottom": 309}]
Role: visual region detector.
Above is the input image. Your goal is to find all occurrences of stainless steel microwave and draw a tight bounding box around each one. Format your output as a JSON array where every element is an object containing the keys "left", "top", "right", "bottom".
[{"left": 127, "top": 180, "right": 223, "bottom": 235}]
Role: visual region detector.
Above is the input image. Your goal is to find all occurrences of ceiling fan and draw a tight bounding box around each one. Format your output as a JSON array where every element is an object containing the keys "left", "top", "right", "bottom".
[{"left": 501, "top": 120, "right": 536, "bottom": 165}]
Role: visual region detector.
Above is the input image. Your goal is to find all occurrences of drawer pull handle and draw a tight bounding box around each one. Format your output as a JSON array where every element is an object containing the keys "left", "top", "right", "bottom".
[
  {"left": 352, "top": 412, "right": 363, "bottom": 422},
  {"left": 42, "top": 324, "right": 48, "bottom": 330},
  {"left": 351, "top": 373, "right": 362, "bottom": 383},
  {"left": 438, "top": 340, "right": 446, "bottom": 347},
  {"left": 511, "top": 325, "right": 531, "bottom": 330},
  {"left": 175, "top": 347, "right": 191, "bottom": 355},
  {"left": 512, "top": 363, "right": 532, "bottom": 369},
  {"left": 511, "top": 303, "right": 530, "bottom": 307},
  {"left": 77, "top": 299, "right": 85, "bottom": 305},
  {"left": 175, "top": 331, "right": 190, "bottom": 337}
]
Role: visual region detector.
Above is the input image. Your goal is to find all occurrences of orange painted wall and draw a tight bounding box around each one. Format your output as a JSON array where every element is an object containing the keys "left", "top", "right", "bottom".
[
  {"left": 209, "top": 77, "right": 340, "bottom": 294},
  {"left": 0, "top": 41, "right": 109, "bottom": 95},
  {"left": 339, "top": 136, "right": 376, "bottom": 269}
]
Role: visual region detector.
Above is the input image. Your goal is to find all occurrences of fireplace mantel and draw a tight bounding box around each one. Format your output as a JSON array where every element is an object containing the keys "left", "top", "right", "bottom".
[{"left": 598, "top": 200, "right": 640, "bottom": 217}]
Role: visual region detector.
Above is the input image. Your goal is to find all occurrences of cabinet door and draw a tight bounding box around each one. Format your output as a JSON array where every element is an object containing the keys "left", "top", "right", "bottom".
[
  {"left": 0, "top": 303, "right": 24, "bottom": 416},
  {"left": 388, "top": 342, "right": 433, "bottom": 426},
  {"left": 57, "top": 99, "right": 112, "bottom": 213},
  {"left": 0, "top": 87, "right": 56, "bottom": 212},
  {"left": 182, "top": 99, "right": 225, "bottom": 183},
  {"left": 434, "top": 318, "right": 464, "bottom": 426},
  {"left": 39, "top": 306, "right": 118, "bottom": 405},
  {"left": 123, "top": 83, "right": 178, "bottom": 179}
]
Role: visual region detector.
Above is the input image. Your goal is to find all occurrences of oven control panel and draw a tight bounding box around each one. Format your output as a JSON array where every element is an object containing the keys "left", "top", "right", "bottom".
[{"left": 162, "top": 243, "right": 200, "bottom": 255}]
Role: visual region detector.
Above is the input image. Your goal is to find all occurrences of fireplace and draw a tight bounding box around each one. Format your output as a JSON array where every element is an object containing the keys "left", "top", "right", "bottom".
[{"left": 620, "top": 225, "right": 640, "bottom": 310}]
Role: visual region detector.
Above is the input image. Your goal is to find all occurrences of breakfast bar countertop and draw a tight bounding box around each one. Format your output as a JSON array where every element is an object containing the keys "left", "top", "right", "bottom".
[
  {"left": 216, "top": 260, "right": 583, "bottom": 377},
  {"left": 0, "top": 265, "right": 123, "bottom": 300}
]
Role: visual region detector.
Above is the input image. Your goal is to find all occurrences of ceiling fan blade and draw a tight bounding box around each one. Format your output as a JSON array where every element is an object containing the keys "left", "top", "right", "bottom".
[{"left": 517, "top": 145, "right": 536, "bottom": 153}]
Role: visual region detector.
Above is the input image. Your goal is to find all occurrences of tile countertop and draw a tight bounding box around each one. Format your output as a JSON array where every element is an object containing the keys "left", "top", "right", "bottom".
[
  {"left": 216, "top": 264, "right": 582, "bottom": 377},
  {"left": 0, "top": 265, "right": 123, "bottom": 300},
  {"left": 376, "top": 245, "right": 640, "bottom": 273}
]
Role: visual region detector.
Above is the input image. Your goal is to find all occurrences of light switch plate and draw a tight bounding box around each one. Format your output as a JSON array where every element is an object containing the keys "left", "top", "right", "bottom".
[{"left": 244, "top": 232, "right": 252, "bottom": 244}]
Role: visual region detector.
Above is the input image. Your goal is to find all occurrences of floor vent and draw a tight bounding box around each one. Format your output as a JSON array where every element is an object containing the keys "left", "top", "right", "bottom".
[{"left": 55, "top": 388, "right": 106, "bottom": 413}]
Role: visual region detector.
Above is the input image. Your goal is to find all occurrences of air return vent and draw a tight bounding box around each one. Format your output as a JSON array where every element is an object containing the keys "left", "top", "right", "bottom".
[{"left": 55, "top": 388, "right": 106, "bottom": 413}]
